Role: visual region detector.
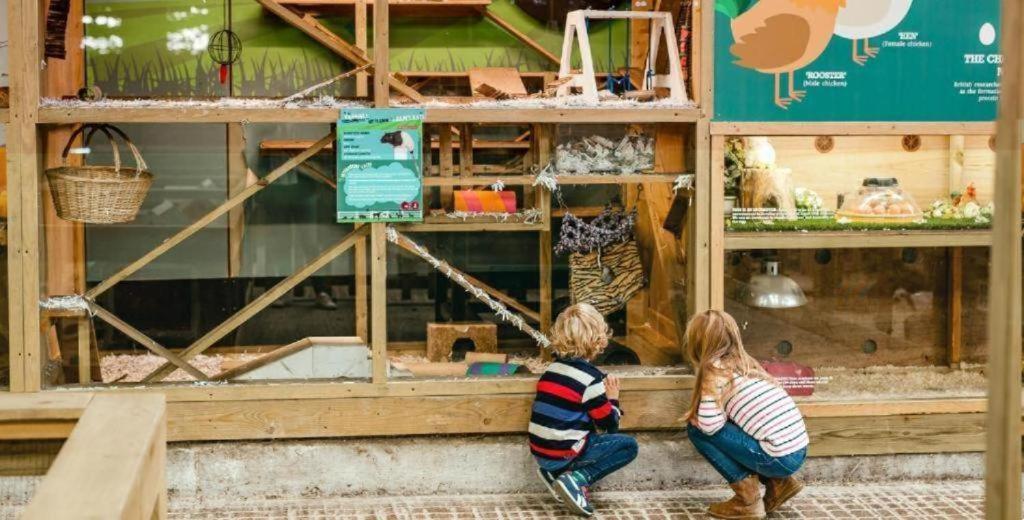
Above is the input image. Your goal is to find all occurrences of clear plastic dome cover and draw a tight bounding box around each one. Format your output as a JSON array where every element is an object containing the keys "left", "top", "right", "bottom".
[{"left": 835, "top": 177, "right": 922, "bottom": 222}]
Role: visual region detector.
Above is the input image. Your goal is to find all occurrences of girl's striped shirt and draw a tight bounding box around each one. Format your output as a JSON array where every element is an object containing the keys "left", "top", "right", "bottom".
[
  {"left": 695, "top": 373, "right": 808, "bottom": 457},
  {"left": 528, "top": 358, "right": 622, "bottom": 465}
]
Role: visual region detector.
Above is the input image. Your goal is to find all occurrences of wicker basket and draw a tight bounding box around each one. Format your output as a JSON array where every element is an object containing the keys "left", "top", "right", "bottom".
[{"left": 45, "top": 124, "right": 153, "bottom": 224}]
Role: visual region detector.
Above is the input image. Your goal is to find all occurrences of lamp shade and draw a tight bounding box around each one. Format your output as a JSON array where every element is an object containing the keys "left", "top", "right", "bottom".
[{"left": 740, "top": 260, "right": 807, "bottom": 309}]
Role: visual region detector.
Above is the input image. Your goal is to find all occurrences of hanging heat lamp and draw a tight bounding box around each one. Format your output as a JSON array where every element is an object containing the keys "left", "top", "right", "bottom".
[
  {"left": 208, "top": 0, "right": 242, "bottom": 85},
  {"left": 739, "top": 258, "right": 807, "bottom": 309}
]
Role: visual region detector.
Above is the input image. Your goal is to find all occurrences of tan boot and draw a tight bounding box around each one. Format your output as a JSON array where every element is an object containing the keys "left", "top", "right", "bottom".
[
  {"left": 707, "top": 475, "right": 766, "bottom": 519},
  {"left": 763, "top": 476, "right": 804, "bottom": 513}
]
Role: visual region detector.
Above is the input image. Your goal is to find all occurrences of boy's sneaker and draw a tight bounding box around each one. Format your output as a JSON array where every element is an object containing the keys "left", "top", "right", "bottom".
[
  {"left": 553, "top": 472, "right": 593, "bottom": 517},
  {"left": 537, "top": 468, "right": 563, "bottom": 503}
]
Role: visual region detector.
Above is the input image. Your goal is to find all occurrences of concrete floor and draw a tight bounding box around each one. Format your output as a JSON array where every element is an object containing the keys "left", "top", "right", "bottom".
[{"left": 164, "top": 481, "right": 987, "bottom": 519}]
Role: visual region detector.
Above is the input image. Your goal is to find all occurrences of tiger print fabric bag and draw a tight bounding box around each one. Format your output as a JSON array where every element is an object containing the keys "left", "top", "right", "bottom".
[{"left": 556, "top": 208, "right": 645, "bottom": 315}]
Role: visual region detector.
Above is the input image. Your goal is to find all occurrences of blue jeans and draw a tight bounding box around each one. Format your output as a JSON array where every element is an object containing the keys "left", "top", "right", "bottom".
[
  {"left": 687, "top": 422, "right": 806, "bottom": 484},
  {"left": 537, "top": 433, "right": 639, "bottom": 485}
]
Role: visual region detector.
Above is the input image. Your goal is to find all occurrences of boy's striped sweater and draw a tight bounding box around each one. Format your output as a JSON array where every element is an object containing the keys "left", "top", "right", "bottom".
[{"left": 528, "top": 358, "right": 622, "bottom": 465}]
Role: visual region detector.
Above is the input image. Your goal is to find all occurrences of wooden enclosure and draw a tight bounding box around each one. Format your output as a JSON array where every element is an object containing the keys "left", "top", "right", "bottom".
[{"left": 0, "top": 0, "right": 1019, "bottom": 488}]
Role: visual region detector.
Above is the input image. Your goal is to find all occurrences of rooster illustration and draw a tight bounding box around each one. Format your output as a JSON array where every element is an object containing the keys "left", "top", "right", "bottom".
[
  {"left": 718, "top": 0, "right": 846, "bottom": 109},
  {"left": 834, "top": 0, "right": 914, "bottom": 65}
]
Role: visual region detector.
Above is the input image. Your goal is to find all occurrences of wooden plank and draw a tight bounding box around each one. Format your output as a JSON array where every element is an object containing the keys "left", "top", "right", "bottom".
[
  {"left": 948, "top": 247, "right": 963, "bottom": 367},
  {"left": 370, "top": 223, "right": 388, "bottom": 383},
  {"left": 439, "top": 125, "right": 454, "bottom": 209},
  {"left": 986, "top": 0, "right": 1023, "bottom": 515},
  {"left": 482, "top": 10, "right": 559, "bottom": 66},
  {"left": 165, "top": 390, "right": 685, "bottom": 441},
  {"left": 260, "top": 138, "right": 531, "bottom": 152},
  {"left": 459, "top": 124, "right": 474, "bottom": 185},
  {"left": 725, "top": 229, "right": 994, "bottom": 250},
  {"left": 468, "top": 68, "right": 527, "bottom": 98},
  {"left": 87, "top": 134, "right": 334, "bottom": 298},
  {"left": 373, "top": 0, "right": 391, "bottom": 106},
  {"left": 0, "top": 421, "right": 78, "bottom": 440},
  {"left": 355, "top": 0, "right": 369, "bottom": 97},
  {"left": 77, "top": 319, "right": 90, "bottom": 384},
  {"left": 806, "top": 413, "right": 987, "bottom": 457},
  {"left": 7, "top": 0, "right": 43, "bottom": 392},
  {"left": 391, "top": 231, "right": 541, "bottom": 322},
  {"left": 143, "top": 226, "right": 370, "bottom": 382},
  {"left": 395, "top": 221, "right": 546, "bottom": 232},
  {"left": 39, "top": 106, "right": 701, "bottom": 124},
  {"left": 538, "top": 125, "right": 554, "bottom": 339},
  {"left": 422, "top": 174, "right": 680, "bottom": 186},
  {"left": 708, "top": 135, "right": 725, "bottom": 311},
  {"left": 710, "top": 122, "right": 997, "bottom": 136},
  {"left": 99, "top": 374, "right": 691, "bottom": 402},
  {"left": 355, "top": 225, "right": 369, "bottom": 341},
  {"left": 0, "top": 393, "right": 92, "bottom": 421},
  {"left": 90, "top": 304, "right": 210, "bottom": 381},
  {"left": 227, "top": 123, "right": 247, "bottom": 277},
  {"left": 22, "top": 395, "right": 166, "bottom": 520}
]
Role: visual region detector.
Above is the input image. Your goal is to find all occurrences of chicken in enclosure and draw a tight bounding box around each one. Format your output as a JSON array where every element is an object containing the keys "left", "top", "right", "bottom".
[
  {"left": 720, "top": 0, "right": 846, "bottom": 108},
  {"left": 834, "top": 0, "right": 914, "bottom": 65}
]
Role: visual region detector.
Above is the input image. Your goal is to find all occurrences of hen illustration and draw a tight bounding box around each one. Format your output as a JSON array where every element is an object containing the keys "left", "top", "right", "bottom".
[
  {"left": 718, "top": 0, "right": 846, "bottom": 108},
  {"left": 834, "top": 0, "right": 914, "bottom": 65}
]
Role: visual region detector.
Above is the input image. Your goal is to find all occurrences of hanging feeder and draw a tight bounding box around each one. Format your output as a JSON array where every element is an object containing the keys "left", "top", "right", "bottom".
[{"left": 208, "top": 29, "right": 242, "bottom": 84}]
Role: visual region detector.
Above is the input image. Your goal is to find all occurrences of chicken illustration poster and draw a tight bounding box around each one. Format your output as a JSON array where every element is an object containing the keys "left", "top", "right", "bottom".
[
  {"left": 337, "top": 108, "right": 424, "bottom": 223},
  {"left": 714, "top": 0, "right": 1002, "bottom": 121}
]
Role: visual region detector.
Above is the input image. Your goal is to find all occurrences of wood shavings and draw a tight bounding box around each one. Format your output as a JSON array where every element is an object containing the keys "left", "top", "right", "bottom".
[
  {"left": 100, "top": 353, "right": 258, "bottom": 383},
  {"left": 408, "top": 95, "right": 695, "bottom": 110},
  {"left": 805, "top": 365, "right": 987, "bottom": 401},
  {"left": 40, "top": 97, "right": 370, "bottom": 110},
  {"left": 440, "top": 208, "right": 542, "bottom": 224}
]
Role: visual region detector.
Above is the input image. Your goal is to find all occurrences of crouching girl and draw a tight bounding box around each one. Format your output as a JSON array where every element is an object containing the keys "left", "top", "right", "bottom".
[{"left": 683, "top": 310, "right": 808, "bottom": 519}]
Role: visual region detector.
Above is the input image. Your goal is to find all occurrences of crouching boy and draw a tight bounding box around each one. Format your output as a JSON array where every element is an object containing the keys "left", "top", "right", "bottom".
[{"left": 528, "top": 303, "right": 638, "bottom": 517}]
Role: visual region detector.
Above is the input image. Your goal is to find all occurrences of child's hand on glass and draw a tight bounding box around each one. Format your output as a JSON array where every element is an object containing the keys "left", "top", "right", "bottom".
[{"left": 605, "top": 374, "right": 621, "bottom": 400}]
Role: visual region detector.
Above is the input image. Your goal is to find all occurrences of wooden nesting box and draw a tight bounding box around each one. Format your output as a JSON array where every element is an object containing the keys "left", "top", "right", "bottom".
[{"left": 426, "top": 322, "right": 498, "bottom": 362}]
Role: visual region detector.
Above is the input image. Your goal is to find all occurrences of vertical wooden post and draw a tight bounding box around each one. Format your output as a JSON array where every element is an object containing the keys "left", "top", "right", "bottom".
[
  {"left": 227, "top": 123, "right": 247, "bottom": 277},
  {"left": 985, "top": 0, "right": 1022, "bottom": 516},
  {"left": 8, "top": 0, "right": 43, "bottom": 391},
  {"left": 373, "top": 0, "right": 389, "bottom": 107},
  {"left": 946, "top": 247, "right": 962, "bottom": 368},
  {"left": 536, "top": 125, "right": 553, "bottom": 343},
  {"left": 687, "top": 0, "right": 714, "bottom": 316},
  {"left": 370, "top": 222, "right": 388, "bottom": 383},
  {"left": 77, "top": 320, "right": 90, "bottom": 384},
  {"left": 354, "top": 224, "right": 368, "bottom": 342},
  {"left": 355, "top": 0, "right": 369, "bottom": 97},
  {"left": 438, "top": 125, "right": 454, "bottom": 209}
]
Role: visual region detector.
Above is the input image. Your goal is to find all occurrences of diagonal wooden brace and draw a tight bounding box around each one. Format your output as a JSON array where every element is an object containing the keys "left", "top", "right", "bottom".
[
  {"left": 142, "top": 226, "right": 371, "bottom": 383},
  {"left": 256, "top": 0, "right": 425, "bottom": 102},
  {"left": 86, "top": 133, "right": 335, "bottom": 299},
  {"left": 89, "top": 302, "right": 209, "bottom": 381},
  {"left": 390, "top": 230, "right": 541, "bottom": 323}
]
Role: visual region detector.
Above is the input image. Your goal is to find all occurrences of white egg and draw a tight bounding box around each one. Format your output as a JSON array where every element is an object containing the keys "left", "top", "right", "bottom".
[{"left": 980, "top": 23, "right": 996, "bottom": 46}]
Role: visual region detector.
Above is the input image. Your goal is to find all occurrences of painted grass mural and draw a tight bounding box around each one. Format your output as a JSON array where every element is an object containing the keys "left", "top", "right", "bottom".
[{"left": 84, "top": 0, "right": 631, "bottom": 97}]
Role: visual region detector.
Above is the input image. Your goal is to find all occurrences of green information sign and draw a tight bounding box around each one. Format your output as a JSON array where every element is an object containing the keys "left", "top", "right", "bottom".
[
  {"left": 337, "top": 108, "right": 424, "bottom": 223},
  {"left": 714, "top": 1, "right": 1002, "bottom": 122}
]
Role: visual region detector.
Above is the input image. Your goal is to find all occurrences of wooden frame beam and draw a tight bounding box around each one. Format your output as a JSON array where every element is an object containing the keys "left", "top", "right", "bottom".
[
  {"left": 985, "top": 0, "right": 1023, "bottom": 516},
  {"left": 390, "top": 230, "right": 541, "bottom": 322},
  {"left": 482, "top": 9, "right": 559, "bottom": 66},
  {"left": 11, "top": 394, "right": 168, "bottom": 520},
  {"left": 87, "top": 133, "right": 334, "bottom": 299},
  {"left": 89, "top": 303, "right": 209, "bottom": 381},
  {"left": 142, "top": 226, "right": 370, "bottom": 382}
]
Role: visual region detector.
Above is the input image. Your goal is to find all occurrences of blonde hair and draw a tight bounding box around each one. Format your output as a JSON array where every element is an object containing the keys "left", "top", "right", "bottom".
[
  {"left": 682, "top": 310, "right": 776, "bottom": 421},
  {"left": 548, "top": 303, "right": 611, "bottom": 360}
]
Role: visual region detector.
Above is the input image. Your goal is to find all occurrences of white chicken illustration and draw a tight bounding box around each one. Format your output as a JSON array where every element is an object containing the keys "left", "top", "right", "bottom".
[{"left": 834, "top": 0, "right": 914, "bottom": 65}]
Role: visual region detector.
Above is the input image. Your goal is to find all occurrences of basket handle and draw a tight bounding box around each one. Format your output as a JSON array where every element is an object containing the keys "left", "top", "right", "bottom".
[
  {"left": 60, "top": 124, "right": 148, "bottom": 177},
  {"left": 61, "top": 124, "right": 119, "bottom": 171}
]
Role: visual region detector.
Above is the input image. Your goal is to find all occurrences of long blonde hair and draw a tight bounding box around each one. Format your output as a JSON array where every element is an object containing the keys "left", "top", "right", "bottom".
[
  {"left": 548, "top": 303, "right": 611, "bottom": 361},
  {"left": 682, "top": 310, "right": 775, "bottom": 421}
]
